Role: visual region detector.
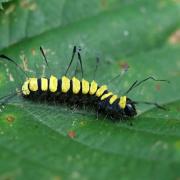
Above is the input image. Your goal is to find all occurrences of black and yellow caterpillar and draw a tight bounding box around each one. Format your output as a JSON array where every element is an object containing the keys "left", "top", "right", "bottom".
[
  {"left": 22, "top": 75, "right": 137, "bottom": 119},
  {"left": 0, "top": 46, "right": 168, "bottom": 121}
]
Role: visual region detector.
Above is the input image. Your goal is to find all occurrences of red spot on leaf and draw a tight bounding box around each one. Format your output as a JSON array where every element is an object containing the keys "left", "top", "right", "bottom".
[
  {"left": 118, "top": 61, "right": 129, "bottom": 71},
  {"left": 68, "top": 131, "right": 76, "bottom": 138},
  {"left": 155, "top": 83, "right": 161, "bottom": 91},
  {"left": 169, "top": 29, "right": 180, "bottom": 44},
  {"left": 101, "top": 0, "right": 108, "bottom": 8},
  {"left": 6, "top": 115, "right": 15, "bottom": 123}
]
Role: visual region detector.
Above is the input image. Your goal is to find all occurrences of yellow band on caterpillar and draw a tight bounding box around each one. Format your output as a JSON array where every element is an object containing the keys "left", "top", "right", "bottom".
[
  {"left": 96, "top": 85, "right": 107, "bottom": 97},
  {"left": 89, "top": 80, "right": 98, "bottom": 95},
  {"left": 119, "top": 96, "right": 127, "bottom": 109},
  {"left": 109, "top": 95, "right": 118, "bottom": 104},
  {"left": 29, "top": 78, "right": 38, "bottom": 91},
  {"left": 22, "top": 80, "right": 30, "bottom": 95},
  {"left": 61, "top": 76, "right": 70, "bottom": 93},
  {"left": 41, "top": 78, "right": 48, "bottom": 91},
  {"left": 101, "top": 92, "right": 113, "bottom": 101},
  {"left": 49, "top": 75, "right": 58, "bottom": 92},
  {"left": 82, "top": 79, "right": 89, "bottom": 94},
  {"left": 72, "top": 76, "right": 80, "bottom": 94}
]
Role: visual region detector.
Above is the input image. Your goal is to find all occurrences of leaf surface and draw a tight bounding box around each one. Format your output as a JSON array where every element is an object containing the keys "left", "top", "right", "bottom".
[{"left": 0, "top": 0, "right": 180, "bottom": 179}]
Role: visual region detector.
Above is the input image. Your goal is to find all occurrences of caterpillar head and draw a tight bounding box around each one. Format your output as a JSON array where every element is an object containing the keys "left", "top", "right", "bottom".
[{"left": 124, "top": 98, "right": 137, "bottom": 117}]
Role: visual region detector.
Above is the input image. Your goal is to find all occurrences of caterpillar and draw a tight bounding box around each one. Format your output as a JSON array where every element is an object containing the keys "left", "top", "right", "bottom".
[{"left": 0, "top": 46, "right": 169, "bottom": 121}]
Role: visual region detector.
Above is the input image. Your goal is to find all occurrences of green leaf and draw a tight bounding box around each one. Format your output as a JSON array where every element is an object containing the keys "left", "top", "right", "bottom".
[
  {"left": 0, "top": 0, "right": 180, "bottom": 179},
  {"left": 0, "top": 0, "right": 12, "bottom": 9}
]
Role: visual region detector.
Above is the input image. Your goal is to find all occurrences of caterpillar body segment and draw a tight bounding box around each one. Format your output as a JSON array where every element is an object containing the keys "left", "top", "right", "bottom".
[{"left": 22, "top": 75, "right": 137, "bottom": 119}]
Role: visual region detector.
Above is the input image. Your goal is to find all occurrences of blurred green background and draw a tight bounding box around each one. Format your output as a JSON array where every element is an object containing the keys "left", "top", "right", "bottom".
[{"left": 0, "top": 0, "right": 180, "bottom": 179}]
